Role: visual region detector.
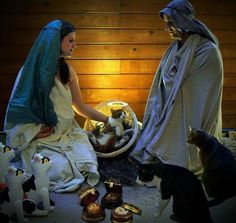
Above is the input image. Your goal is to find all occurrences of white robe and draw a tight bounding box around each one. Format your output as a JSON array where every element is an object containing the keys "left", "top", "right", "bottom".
[
  {"left": 131, "top": 34, "right": 223, "bottom": 173},
  {"left": 4, "top": 78, "right": 100, "bottom": 193}
]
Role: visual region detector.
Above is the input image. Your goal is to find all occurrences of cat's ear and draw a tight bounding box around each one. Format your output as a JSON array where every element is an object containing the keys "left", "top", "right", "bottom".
[
  {"left": 189, "top": 126, "right": 199, "bottom": 135},
  {"left": 33, "top": 154, "right": 42, "bottom": 163},
  {"left": 191, "top": 128, "right": 199, "bottom": 135},
  {"left": 8, "top": 166, "right": 16, "bottom": 175},
  {"left": 110, "top": 108, "right": 115, "bottom": 113}
]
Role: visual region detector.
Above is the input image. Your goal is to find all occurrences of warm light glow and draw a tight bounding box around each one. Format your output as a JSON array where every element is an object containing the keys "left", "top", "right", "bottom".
[{"left": 107, "top": 101, "right": 128, "bottom": 108}]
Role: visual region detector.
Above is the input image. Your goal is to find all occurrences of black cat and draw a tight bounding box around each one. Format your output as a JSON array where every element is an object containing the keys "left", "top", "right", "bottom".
[
  {"left": 187, "top": 128, "right": 236, "bottom": 206},
  {"left": 129, "top": 154, "right": 213, "bottom": 223}
]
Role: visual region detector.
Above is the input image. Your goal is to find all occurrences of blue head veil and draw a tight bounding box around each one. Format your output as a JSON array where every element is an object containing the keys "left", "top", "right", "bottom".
[{"left": 5, "top": 20, "right": 62, "bottom": 126}]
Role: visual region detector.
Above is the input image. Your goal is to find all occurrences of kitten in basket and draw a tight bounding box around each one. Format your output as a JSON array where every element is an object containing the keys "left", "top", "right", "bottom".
[
  {"left": 187, "top": 127, "right": 236, "bottom": 206},
  {"left": 88, "top": 108, "right": 133, "bottom": 153}
]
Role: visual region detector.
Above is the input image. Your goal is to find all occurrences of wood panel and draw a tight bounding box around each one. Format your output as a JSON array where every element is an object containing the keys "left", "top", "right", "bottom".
[
  {"left": 1, "top": 88, "right": 236, "bottom": 105},
  {"left": 1, "top": 0, "right": 236, "bottom": 15},
  {"left": 0, "top": 44, "right": 167, "bottom": 60},
  {"left": 120, "top": 0, "right": 236, "bottom": 15},
  {"left": 77, "top": 74, "right": 236, "bottom": 89},
  {"left": 1, "top": 14, "right": 235, "bottom": 31},
  {"left": 1, "top": 58, "right": 236, "bottom": 76},
  {"left": 223, "top": 75, "right": 236, "bottom": 87},
  {"left": 3, "top": 87, "right": 236, "bottom": 105},
  {"left": 2, "top": 44, "right": 236, "bottom": 60},
  {"left": 75, "top": 115, "right": 236, "bottom": 130},
  {"left": 71, "top": 59, "right": 236, "bottom": 74},
  {"left": 222, "top": 116, "right": 236, "bottom": 129},
  {"left": 1, "top": 74, "right": 236, "bottom": 91},
  {"left": 1, "top": 29, "right": 236, "bottom": 45},
  {"left": 77, "top": 74, "right": 153, "bottom": 89},
  {"left": 222, "top": 102, "right": 236, "bottom": 115},
  {"left": 1, "top": 74, "right": 235, "bottom": 93},
  {"left": 1, "top": 100, "right": 236, "bottom": 129},
  {"left": 0, "top": 0, "right": 121, "bottom": 13}
]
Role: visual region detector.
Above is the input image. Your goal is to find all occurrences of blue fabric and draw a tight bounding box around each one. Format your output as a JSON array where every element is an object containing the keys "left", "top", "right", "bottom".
[
  {"left": 160, "top": 0, "right": 218, "bottom": 45},
  {"left": 6, "top": 20, "right": 62, "bottom": 126}
]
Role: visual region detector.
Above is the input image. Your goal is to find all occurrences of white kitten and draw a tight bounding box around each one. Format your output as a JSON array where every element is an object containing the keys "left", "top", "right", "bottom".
[
  {"left": 88, "top": 108, "right": 131, "bottom": 153},
  {"left": 108, "top": 108, "right": 126, "bottom": 137}
]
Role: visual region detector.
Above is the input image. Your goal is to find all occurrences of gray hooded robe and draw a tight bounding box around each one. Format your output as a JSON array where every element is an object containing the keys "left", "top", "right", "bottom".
[{"left": 130, "top": 0, "right": 223, "bottom": 173}]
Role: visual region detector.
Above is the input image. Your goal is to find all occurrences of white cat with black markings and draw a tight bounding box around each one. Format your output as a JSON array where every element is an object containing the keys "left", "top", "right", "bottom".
[
  {"left": 108, "top": 108, "right": 126, "bottom": 137},
  {"left": 26, "top": 153, "right": 54, "bottom": 213},
  {"left": 5, "top": 166, "right": 29, "bottom": 222},
  {"left": 0, "top": 143, "right": 15, "bottom": 183},
  {"left": 88, "top": 108, "right": 132, "bottom": 153}
]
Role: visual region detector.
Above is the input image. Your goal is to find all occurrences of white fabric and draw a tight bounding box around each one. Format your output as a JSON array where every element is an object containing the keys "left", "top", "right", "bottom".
[
  {"left": 131, "top": 34, "right": 223, "bottom": 173},
  {"left": 5, "top": 78, "right": 100, "bottom": 193}
]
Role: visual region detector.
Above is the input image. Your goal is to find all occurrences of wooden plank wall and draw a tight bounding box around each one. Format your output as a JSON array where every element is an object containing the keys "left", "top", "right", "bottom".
[{"left": 0, "top": 0, "right": 236, "bottom": 129}]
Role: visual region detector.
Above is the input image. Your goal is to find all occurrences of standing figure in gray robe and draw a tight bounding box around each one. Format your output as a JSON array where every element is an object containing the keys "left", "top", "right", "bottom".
[
  {"left": 4, "top": 20, "right": 108, "bottom": 193},
  {"left": 130, "top": 0, "right": 223, "bottom": 174}
]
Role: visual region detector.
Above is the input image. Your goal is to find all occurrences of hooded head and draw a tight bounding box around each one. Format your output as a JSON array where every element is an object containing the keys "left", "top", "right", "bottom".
[
  {"left": 160, "top": 0, "right": 218, "bottom": 45},
  {"left": 5, "top": 20, "right": 76, "bottom": 127},
  {"left": 60, "top": 20, "right": 76, "bottom": 40}
]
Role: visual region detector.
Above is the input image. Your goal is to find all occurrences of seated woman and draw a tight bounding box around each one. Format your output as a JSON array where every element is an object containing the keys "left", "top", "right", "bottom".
[{"left": 4, "top": 20, "right": 108, "bottom": 193}]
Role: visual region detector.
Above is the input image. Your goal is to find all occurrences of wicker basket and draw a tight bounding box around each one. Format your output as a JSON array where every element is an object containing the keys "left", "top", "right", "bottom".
[{"left": 84, "top": 100, "right": 139, "bottom": 158}]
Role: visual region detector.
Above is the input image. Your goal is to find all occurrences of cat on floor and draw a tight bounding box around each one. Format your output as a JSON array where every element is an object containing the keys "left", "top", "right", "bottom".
[
  {"left": 128, "top": 152, "right": 213, "bottom": 223},
  {"left": 88, "top": 108, "right": 133, "bottom": 153},
  {"left": 0, "top": 143, "right": 15, "bottom": 183},
  {"left": 5, "top": 166, "right": 29, "bottom": 222},
  {"left": 187, "top": 127, "right": 236, "bottom": 207},
  {"left": 25, "top": 153, "right": 55, "bottom": 213}
]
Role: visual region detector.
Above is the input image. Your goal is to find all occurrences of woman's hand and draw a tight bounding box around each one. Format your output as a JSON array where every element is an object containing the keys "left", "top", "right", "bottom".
[{"left": 34, "top": 126, "right": 54, "bottom": 139}]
